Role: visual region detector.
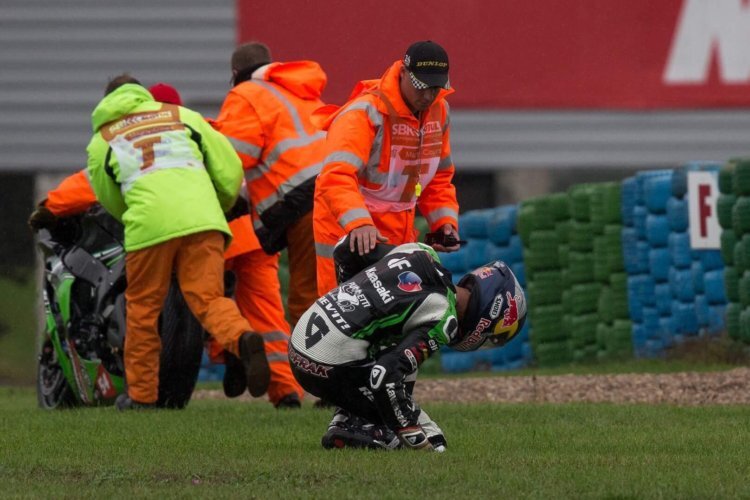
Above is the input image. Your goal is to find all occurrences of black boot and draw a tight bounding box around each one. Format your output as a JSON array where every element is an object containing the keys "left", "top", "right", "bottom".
[
  {"left": 320, "top": 408, "right": 399, "bottom": 450},
  {"left": 115, "top": 393, "right": 156, "bottom": 411},
  {"left": 239, "top": 332, "right": 271, "bottom": 397},
  {"left": 275, "top": 393, "right": 302, "bottom": 409},
  {"left": 222, "top": 351, "right": 247, "bottom": 398}
]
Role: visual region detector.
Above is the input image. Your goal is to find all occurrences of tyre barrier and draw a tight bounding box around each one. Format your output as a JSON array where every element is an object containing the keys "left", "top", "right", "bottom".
[
  {"left": 198, "top": 158, "right": 735, "bottom": 382},
  {"left": 621, "top": 163, "right": 728, "bottom": 358},
  {"left": 441, "top": 204, "right": 532, "bottom": 373},
  {"left": 395, "top": 161, "right": 736, "bottom": 376},
  {"left": 718, "top": 158, "right": 750, "bottom": 347}
]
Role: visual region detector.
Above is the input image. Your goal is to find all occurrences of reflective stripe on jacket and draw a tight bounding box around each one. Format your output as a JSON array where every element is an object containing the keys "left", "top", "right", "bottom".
[
  {"left": 313, "top": 60, "right": 459, "bottom": 235},
  {"left": 213, "top": 61, "right": 327, "bottom": 252},
  {"left": 87, "top": 84, "right": 242, "bottom": 252}
]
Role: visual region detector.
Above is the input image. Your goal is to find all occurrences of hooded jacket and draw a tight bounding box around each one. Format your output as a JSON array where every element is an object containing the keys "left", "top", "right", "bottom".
[
  {"left": 86, "top": 84, "right": 242, "bottom": 251},
  {"left": 313, "top": 60, "right": 459, "bottom": 235},
  {"left": 213, "top": 61, "right": 327, "bottom": 254},
  {"left": 44, "top": 169, "right": 98, "bottom": 217}
]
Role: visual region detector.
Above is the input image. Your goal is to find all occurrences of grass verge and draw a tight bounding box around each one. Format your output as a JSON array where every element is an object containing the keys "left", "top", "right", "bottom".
[
  {"left": 2, "top": 387, "right": 750, "bottom": 498},
  {"left": 0, "top": 274, "right": 38, "bottom": 384}
]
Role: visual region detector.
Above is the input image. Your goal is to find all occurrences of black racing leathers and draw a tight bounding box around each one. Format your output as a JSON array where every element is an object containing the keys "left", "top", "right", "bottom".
[{"left": 289, "top": 238, "right": 459, "bottom": 432}]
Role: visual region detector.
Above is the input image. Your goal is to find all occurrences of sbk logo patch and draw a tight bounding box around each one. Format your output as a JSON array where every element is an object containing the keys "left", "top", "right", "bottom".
[{"left": 370, "top": 365, "right": 386, "bottom": 389}]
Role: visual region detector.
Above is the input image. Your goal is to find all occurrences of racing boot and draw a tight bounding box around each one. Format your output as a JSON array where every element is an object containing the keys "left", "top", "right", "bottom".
[
  {"left": 321, "top": 408, "right": 400, "bottom": 450},
  {"left": 239, "top": 332, "right": 271, "bottom": 397}
]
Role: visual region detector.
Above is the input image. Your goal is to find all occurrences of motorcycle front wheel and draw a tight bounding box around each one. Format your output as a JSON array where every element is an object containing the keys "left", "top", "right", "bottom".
[
  {"left": 156, "top": 277, "right": 205, "bottom": 409},
  {"left": 37, "top": 339, "right": 77, "bottom": 409}
]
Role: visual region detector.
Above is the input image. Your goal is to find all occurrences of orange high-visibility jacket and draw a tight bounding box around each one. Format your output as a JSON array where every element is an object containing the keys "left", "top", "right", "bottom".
[
  {"left": 314, "top": 60, "right": 459, "bottom": 242},
  {"left": 213, "top": 61, "right": 328, "bottom": 254},
  {"left": 224, "top": 215, "right": 261, "bottom": 259},
  {"left": 42, "top": 169, "right": 259, "bottom": 259}
]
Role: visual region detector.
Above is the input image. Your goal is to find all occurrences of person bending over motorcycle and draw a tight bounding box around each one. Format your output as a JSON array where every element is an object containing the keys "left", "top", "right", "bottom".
[
  {"left": 28, "top": 82, "right": 299, "bottom": 409},
  {"left": 289, "top": 235, "right": 527, "bottom": 451},
  {"left": 85, "top": 74, "right": 270, "bottom": 410}
]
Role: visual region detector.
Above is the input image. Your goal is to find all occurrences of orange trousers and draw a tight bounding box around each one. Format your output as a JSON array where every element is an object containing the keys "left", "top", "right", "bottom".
[
  {"left": 226, "top": 249, "right": 303, "bottom": 405},
  {"left": 285, "top": 211, "right": 318, "bottom": 327},
  {"left": 125, "top": 231, "right": 251, "bottom": 403},
  {"left": 313, "top": 205, "right": 418, "bottom": 295}
]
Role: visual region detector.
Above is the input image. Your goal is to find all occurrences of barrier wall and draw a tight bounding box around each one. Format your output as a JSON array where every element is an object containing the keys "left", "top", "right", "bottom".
[
  {"left": 720, "top": 159, "right": 750, "bottom": 342},
  {"left": 621, "top": 164, "right": 725, "bottom": 358},
  {"left": 438, "top": 160, "right": 731, "bottom": 373},
  {"left": 439, "top": 206, "right": 533, "bottom": 372},
  {"left": 198, "top": 160, "right": 737, "bottom": 379}
]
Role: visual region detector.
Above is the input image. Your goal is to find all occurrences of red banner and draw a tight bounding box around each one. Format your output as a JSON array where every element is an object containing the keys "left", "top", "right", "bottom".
[{"left": 237, "top": 0, "right": 750, "bottom": 109}]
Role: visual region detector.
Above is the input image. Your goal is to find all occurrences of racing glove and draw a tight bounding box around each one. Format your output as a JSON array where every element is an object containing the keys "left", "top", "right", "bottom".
[{"left": 396, "top": 426, "right": 432, "bottom": 451}]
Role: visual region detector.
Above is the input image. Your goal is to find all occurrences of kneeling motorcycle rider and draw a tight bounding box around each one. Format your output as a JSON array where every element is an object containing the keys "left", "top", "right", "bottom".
[{"left": 289, "top": 235, "right": 527, "bottom": 451}]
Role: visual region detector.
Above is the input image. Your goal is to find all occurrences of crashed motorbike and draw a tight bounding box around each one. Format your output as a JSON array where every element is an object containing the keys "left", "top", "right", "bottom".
[{"left": 35, "top": 205, "right": 204, "bottom": 409}]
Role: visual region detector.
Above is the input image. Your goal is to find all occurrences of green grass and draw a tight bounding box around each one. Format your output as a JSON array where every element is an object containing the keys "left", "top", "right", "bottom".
[
  {"left": 0, "top": 274, "right": 38, "bottom": 384},
  {"left": 3, "top": 387, "right": 750, "bottom": 498}
]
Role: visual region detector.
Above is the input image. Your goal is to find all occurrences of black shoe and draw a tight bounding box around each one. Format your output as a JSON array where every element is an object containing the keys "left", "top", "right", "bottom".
[
  {"left": 222, "top": 351, "right": 247, "bottom": 398},
  {"left": 115, "top": 393, "right": 156, "bottom": 411},
  {"left": 275, "top": 393, "right": 302, "bottom": 409},
  {"left": 239, "top": 332, "right": 271, "bottom": 397}
]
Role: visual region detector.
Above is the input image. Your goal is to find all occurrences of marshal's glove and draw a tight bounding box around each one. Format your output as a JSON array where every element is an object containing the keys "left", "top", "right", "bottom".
[
  {"left": 28, "top": 205, "right": 58, "bottom": 232},
  {"left": 224, "top": 197, "right": 249, "bottom": 222}
]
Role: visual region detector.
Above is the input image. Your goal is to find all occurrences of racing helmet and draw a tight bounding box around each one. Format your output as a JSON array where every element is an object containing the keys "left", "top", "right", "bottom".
[{"left": 451, "top": 261, "right": 527, "bottom": 352}]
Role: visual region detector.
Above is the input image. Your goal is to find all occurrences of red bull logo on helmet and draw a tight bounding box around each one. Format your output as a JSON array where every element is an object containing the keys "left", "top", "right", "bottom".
[
  {"left": 461, "top": 317, "right": 491, "bottom": 349},
  {"left": 502, "top": 291, "right": 518, "bottom": 327},
  {"left": 494, "top": 291, "right": 525, "bottom": 338},
  {"left": 475, "top": 267, "right": 494, "bottom": 279}
]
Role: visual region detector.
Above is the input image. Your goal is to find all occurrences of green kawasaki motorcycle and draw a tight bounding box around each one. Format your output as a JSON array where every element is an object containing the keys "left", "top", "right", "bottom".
[{"left": 35, "top": 206, "right": 204, "bottom": 409}]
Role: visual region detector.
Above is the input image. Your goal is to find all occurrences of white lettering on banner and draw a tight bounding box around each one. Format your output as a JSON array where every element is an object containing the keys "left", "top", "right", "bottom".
[
  {"left": 687, "top": 171, "right": 721, "bottom": 249},
  {"left": 664, "top": 0, "right": 750, "bottom": 84}
]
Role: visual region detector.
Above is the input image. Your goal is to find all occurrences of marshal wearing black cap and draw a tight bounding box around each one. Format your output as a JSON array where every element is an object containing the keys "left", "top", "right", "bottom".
[{"left": 403, "top": 40, "right": 450, "bottom": 90}]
